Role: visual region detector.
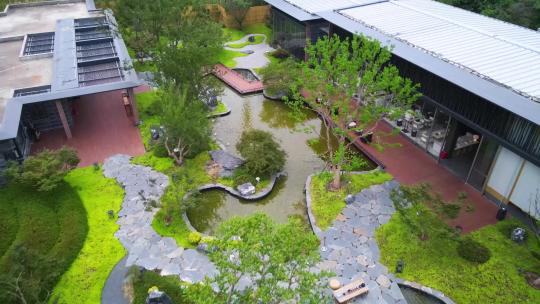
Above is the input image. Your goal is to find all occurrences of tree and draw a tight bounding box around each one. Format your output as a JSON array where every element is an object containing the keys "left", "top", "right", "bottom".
[
  {"left": 221, "top": 0, "right": 255, "bottom": 29},
  {"left": 155, "top": 3, "right": 225, "bottom": 100},
  {"left": 160, "top": 85, "right": 212, "bottom": 166},
  {"left": 287, "top": 34, "right": 420, "bottom": 190},
  {"left": 5, "top": 147, "right": 79, "bottom": 192},
  {"left": 184, "top": 213, "right": 331, "bottom": 304},
  {"left": 236, "top": 129, "right": 286, "bottom": 177},
  {"left": 258, "top": 57, "right": 299, "bottom": 99}
]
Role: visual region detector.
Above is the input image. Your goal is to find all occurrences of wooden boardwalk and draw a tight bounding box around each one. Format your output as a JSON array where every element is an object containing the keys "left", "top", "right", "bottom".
[{"left": 213, "top": 64, "right": 263, "bottom": 94}]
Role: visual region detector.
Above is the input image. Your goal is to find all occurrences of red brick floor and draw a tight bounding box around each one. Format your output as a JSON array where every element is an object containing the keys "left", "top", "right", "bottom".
[
  {"left": 213, "top": 64, "right": 263, "bottom": 94},
  {"left": 355, "top": 121, "right": 499, "bottom": 233},
  {"left": 31, "top": 89, "right": 146, "bottom": 167}
]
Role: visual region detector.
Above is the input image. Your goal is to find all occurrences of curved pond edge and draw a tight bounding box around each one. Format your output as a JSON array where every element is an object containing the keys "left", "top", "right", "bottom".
[
  {"left": 262, "top": 90, "right": 286, "bottom": 101},
  {"left": 183, "top": 172, "right": 286, "bottom": 235},
  {"left": 207, "top": 103, "right": 231, "bottom": 118},
  {"left": 396, "top": 280, "right": 456, "bottom": 304},
  {"left": 304, "top": 169, "right": 382, "bottom": 238}
]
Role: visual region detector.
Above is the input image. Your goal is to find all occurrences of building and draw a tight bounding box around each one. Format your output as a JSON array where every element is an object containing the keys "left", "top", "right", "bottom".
[
  {"left": 0, "top": 0, "right": 139, "bottom": 170},
  {"left": 265, "top": 0, "right": 540, "bottom": 218}
]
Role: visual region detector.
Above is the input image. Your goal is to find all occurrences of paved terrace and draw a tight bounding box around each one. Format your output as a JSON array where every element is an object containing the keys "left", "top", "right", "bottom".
[
  {"left": 355, "top": 121, "right": 499, "bottom": 233},
  {"left": 31, "top": 89, "right": 145, "bottom": 166}
]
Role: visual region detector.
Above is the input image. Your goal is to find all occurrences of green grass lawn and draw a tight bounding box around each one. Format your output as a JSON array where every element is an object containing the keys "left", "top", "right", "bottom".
[
  {"left": 227, "top": 35, "right": 265, "bottom": 49},
  {"left": 0, "top": 174, "right": 88, "bottom": 303},
  {"left": 209, "top": 101, "right": 229, "bottom": 116},
  {"left": 0, "top": 166, "right": 124, "bottom": 304},
  {"left": 50, "top": 167, "right": 125, "bottom": 304},
  {"left": 217, "top": 49, "right": 248, "bottom": 68},
  {"left": 377, "top": 215, "right": 540, "bottom": 304},
  {"left": 310, "top": 170, "right": 393, "bottom": 229}
]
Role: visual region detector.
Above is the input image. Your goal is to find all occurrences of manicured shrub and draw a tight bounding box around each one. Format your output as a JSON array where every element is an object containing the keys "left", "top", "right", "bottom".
[
  {"left": 5, "top": 146, "right": 80, "bottom": 192},
  {"left": 270, "top": 48, "right": 289, "bottom": 59},
  {"left": 236, "top": 129, "right": 286, "bottom": 177},
  {"left": 188, "top": 232, "right": 202, "bottom": 245},
  {"left": 457, "top": 238, "right": 491, "bottom": 264}
]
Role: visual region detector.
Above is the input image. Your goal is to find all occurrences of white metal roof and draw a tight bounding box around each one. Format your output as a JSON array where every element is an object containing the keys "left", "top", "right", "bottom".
[
  {"left": 282, "top": 0, "right": 386, "bottom": 15},
  {"left": 338, "top": 0, "right": 540, "bottom": 103}
]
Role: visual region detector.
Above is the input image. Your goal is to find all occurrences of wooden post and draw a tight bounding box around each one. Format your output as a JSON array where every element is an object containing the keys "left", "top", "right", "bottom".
[
  {"left": 55, "top": 100, "right": 72, "bottom": 139},
  {"left": 127, "top": 88, "right": 140, "bottom": 125}
]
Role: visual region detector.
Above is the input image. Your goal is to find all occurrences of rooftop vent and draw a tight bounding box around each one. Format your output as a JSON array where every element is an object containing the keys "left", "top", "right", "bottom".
[
  {"left": 23, "top": 32, "right": 54, "bottom": 56},
  {"left": 13, "top": 85, "right": 52, "bottom": 97}
]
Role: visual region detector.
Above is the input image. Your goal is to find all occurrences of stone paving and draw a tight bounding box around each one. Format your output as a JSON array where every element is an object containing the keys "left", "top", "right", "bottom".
[
  {"left": 314, "top": 180, "right": 408, "bottom": 304},
  {"left": 103, "top": 155, "right": 217, "bottom": 283}
]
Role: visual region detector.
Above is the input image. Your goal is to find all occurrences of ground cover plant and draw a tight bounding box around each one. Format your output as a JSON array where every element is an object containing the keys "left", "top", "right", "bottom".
[
  {"left": 0, "top": 177, "right": 87, "bottom": 303},
  {"left": 377, "top": 191, "right": 540, "bottom": 303},
  {"left": 50, "top": 167, "right": 125, "bottom": 304},
  {"left": 310, "top": 170, "right": 393, "bottom": 229},
  {"left": 0, "top": 166, "right": 123, "bottom": 304}
]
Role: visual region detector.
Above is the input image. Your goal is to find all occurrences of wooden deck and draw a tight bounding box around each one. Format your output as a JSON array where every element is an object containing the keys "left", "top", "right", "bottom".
[
  {"left": 212, "top": 64, "right": 263, "bottom": 94},
  {"left": 353, "top": 121, "right": 500, "bottom": 233}
]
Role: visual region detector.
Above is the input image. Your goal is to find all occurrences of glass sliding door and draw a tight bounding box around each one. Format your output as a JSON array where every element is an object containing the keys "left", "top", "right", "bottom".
[{"left": 467, "top": 137, "right": 498, "bottom": 191}]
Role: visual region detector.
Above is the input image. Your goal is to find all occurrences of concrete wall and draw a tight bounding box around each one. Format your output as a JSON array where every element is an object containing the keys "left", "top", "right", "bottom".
[{"left": 209, "top": 4, "right": 270, "bottom": 28}]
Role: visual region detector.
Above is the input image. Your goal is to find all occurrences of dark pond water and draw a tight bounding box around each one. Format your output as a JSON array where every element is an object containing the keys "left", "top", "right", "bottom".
[
  {"left": 187, "top": 86, "right": 373, "bottom": 234},
  {"left": 399, "top": 285, "right": 446, "bottom": 304}
]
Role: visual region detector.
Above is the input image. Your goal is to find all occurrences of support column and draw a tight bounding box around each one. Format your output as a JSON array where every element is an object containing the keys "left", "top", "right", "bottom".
[
  {"left": 55, "top": 100, "right": 72, "bottom": 139},
  {"left": 127, "top": 88, "right": 140, "bottom": 125}
]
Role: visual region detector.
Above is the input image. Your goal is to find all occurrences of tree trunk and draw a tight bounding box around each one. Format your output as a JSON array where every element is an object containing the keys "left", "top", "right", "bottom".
[{"left": 331, "top": 164, "right": 341, "bottom": 190}]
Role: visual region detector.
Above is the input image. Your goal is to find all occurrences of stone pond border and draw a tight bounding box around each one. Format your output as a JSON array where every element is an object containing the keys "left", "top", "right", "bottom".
[
  {"left": 305, "top": 169, "right": 382, "bottom": 238},
  {"left": 396, "top": 279, "right": 456, "bottom": 304},
  {"left": 182, "top": 172, "right": 286, "bottom": 234}
]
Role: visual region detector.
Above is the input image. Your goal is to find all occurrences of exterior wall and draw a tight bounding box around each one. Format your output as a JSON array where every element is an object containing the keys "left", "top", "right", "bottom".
[
  {"left": 271, "top": 6, "right": 307, "bottom": 59},
  {"left": 208, "top": 5, "right": 270, "bottom": 28}
]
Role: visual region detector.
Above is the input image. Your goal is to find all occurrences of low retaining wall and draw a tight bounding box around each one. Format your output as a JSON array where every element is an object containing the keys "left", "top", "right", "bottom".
[
  {"left": 304, "top": 169, "right": 381, "bottom": 238},
  {"left": 183, "top": 172, "right": 285, "bottom": 234},
  {"left": 1, "top": 0, "right": 82, "bottom": 16},
  {"left": 396, "top": 279, "right": 456, "bottom": 304}
]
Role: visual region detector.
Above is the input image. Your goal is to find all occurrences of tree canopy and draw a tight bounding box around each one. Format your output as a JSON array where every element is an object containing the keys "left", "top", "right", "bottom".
[
  {"left": 184, "top": 213, "right": 330, "bottom": 304},
  {"left": 159, "top": 85, "right": 212, "bottom": 166},
  {"left": 5, "top": 147, "right": 80, "bottom": 192},
  {"left": 287, "top": 34, "right": 420, "bottom": 189},
  {"left": 236, "top": 129, "right": 286, "bottom": 177},
  {"left": 440, "top": 0, "right": 540, "bottom": 30}
]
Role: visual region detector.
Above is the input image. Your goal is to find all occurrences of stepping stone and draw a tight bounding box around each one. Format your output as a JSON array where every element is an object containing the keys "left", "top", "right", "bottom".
[{"left": 376, "top": 275, "right": 391, "bottom": 289}]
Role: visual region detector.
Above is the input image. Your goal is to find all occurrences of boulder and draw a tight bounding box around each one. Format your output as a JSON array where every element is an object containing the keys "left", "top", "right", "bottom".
[
  {"left": 237, "top": 183, "right": 256, "bottom": 196},
  {"left": 209, "top": 150, "right": 244, "bottom": 177},
  {"left": 146, "top": 291, "right": 173, "bottom": 304}
]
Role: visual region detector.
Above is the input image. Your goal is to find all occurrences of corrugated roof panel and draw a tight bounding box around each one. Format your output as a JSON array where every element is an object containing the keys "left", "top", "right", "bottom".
[
  {"left": 283, "top": 0, "right": 388, "bottom": 14},
  {"left": 339, "top": 0, "right": 540, "bottom": 102}
]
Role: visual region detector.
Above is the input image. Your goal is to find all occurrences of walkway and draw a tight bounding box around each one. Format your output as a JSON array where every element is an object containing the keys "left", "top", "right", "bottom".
[
  {"left": 31, "top": 89, "right": 145, "bottom": 167},
  {"left": 102, "top": 155, "right": 217, "bottom": 284},
  {"left": 315, "top": 180, "right": 407, "bottom": 304},
  {"left": 354, "top": 121, "right": 499, "bottom": 233},
  {"left": 224, "top": 34, "right": 274, "bottom": 70},
  {"left": 213, "top": 64, "right": 263, "bottom": 94}
]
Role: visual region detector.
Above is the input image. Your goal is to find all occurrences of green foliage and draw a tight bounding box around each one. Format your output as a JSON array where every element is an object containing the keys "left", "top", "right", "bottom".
[
  {"left": 391, "top": 184, "right": 459, "bottom": 240},
  {"left": 286, "top": 34, "right": 420, "bottom": 187},
  {"left": 152, "top": 153, "right": 212, "bottom": 248},
  {"left": 0, "top": 167, "right": 124, "bottom": 304},
  {"left": 310, "top": 170, "right": 393, "bottom": 229},
  {"left": 5, "top": 146, "right": 80, "bottom": 192},
  {"left": 457, "top": 237, "right": 492, "bottom": 264},
  {"left": 209, "top": 101, "right": 229, "bottom": 116},
  {"left": 159, "top": 86, "right": 212, "bottom": 164},
  {"left": 188, "top": 231, "right": 202, "bottom": 245},
  {"left": 50, "top": 167, "right": 126, "bottom": 304},
  {"left": 217, "top": 49, "right": 248, "bottom": 67},
  {"left": 132, "top": 153, "right": 175, "bottom": 174},
  {"left": 227, "top": 35, "right": 264, "bottom": 48},
  {"left": 0, "top": 176, "right": 87, "bottom": 303},
  {"left": 129, "top": 268, "right": 186, "bottom": 304},
  {"left": 183, "top": 213, "right": 331, "bottom": 304},
  {"left": 258, "top": 57, "right": 299, "bottom": 97},
  {"left": 440, "top": 0, "right": 540, "bottom": 30},
  {"left": 377, "top": 215, "right": 540, "bottom": 303},
  {"left": 236, "top": 129, "right": 286, "bottom": 177}
]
